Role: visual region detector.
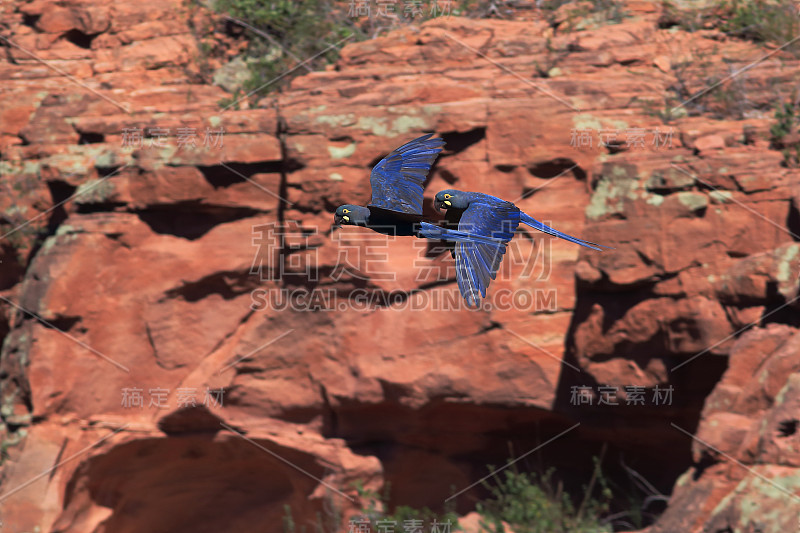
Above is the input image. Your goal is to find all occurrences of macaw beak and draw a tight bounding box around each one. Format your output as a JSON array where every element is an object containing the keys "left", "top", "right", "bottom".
[{"left": 434, "top": 199, "right": 452, "bottom": 213}]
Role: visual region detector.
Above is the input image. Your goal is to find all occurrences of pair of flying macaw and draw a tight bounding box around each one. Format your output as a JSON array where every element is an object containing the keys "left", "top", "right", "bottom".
[{"left": 332, "top": 134, "right": 609, "bottom": 307}]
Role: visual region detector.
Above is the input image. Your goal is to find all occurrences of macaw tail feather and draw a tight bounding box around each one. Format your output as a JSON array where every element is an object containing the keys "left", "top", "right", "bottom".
[{"left": 519, "top": 213, "right": 610, "bottom": 251}]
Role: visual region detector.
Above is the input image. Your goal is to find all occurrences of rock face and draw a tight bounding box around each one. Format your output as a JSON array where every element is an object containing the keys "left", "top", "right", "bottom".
[
  {"left": 651, "top": 325, "right": 800, "bottom": 532},
  {"left": 0, "top": 1, "right": 799, "bottom": 532}
]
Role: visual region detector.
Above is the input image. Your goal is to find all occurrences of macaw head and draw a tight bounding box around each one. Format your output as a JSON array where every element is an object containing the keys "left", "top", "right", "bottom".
[
  {"left": 434, "top": 189, "right": 469, "bottom": 212},
  {"left": 333, "top": 205, "right": 370, "bottom": 227}
]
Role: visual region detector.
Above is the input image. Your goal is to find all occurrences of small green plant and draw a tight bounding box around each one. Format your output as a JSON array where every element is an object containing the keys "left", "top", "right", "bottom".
[
  {"left": 641, "top": 48, "right": 713, "bottom": 122},
  {"left": 718, "top": 0, "right": 800, "bottom": 55},
  {"left": 770, "top": 96, "right": 800, "bottom": 167},
  {"left": 212, "top": 0, "right": 365, "bottom": 104},
  {"left": 1, "top": 196, "right": 43, "bottom": 260},
  {"left": 660, "top": 0, "right": 800, "bottom": 53},
  {"left": 0, "top": 427, "right": 27, "bottom": 466},
  {"left": 354, "top": 481, "right": 461, "bottom": 531},
  {"left": 642, "top": 41, "right": 757, "bottom": 121},
  {"left": 279, "top": 450, "right": 664, "bottom": 533},
  {"left": 641, "top": 99, "right": 684, "bottom": 123},
  {"left": 476, "top": 457, "right": 612, "bottom": 533},
  {"left": 533, "top": 38, "right": 570, "bottom": 78},
  {"left": 658, "top": 0, "right": 731, "bottom": 32},
  {"left": 218, "top": 87, "right": 247, "bottom": 110},
  {"left": 771, "top": 98, "right": 798, "bottom": 139},
  {"left": 539, "top": 0, "right": 629, "bottom": 30}
]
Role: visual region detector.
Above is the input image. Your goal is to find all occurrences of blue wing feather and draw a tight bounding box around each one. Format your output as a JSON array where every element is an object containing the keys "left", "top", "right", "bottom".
[
  {"left": 369, "top": 134, "right": 445, "bottom": 215},
  {"left": 422, "top": 191, "right": 608, "bottom": 306},
  {"left": 418, "top": 220, "right": 507, "bottom": 308},
  {"left": 451, "top": 199, "right": 520, "bottom": 307},
  {"left": 420, "top": 196, "right": 522, "bottom": 307},
  {"left": 455, "top": 244, "right": 483, "bottom": 307}
]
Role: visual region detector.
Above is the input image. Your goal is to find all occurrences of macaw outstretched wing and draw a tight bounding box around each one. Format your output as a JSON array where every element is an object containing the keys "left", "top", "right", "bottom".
[
  {"left": 453, "top": 200, "right": 520, "bottom": 307},
  {"left": 420, "top": 199, "right": 520, "bottom": 307},
  {"left": 368, "top": 133, "right": 445, "bottom": 216}
]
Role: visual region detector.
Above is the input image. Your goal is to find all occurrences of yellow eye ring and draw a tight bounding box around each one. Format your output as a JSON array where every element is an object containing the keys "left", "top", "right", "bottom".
[
  {"left": 342, "top": 209, "right": 350, "bottom": 214},
  {"left": 443, "top": 194, "right": 452, "bottom": 199}
]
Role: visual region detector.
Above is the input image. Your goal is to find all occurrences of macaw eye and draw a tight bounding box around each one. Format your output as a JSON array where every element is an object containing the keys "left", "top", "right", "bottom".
[
  {"left": 443, "top": 194, "right": 451, "bottom": 199},
  {"left": 342, "top": 209, "right": 350, "bottom": 214}
]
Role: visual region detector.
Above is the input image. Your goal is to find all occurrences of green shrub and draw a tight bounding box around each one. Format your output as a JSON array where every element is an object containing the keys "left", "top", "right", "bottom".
[
  {"left": 213, "top": 0, "right": 364, "bottom": 100},
  {"left": 718, "top": 0, "right": 800, "bottom": 53},
  {"left": 661, "top": 0, "right": 800, "bottom": 54},
  {"left": 476, "top": 458, "right": 611, "bottom": 533},
  {"left": 353, "top": 481, "right": 461, "bottom": 531},
  {"left": 278, "top": 452, "right": 667, "bottom": 533},
  {"left": 537, "top": 0, "right": 629, "bottom": 29},
  {"left": 770, "top": 97, "right": 800, "bottom": 167}
]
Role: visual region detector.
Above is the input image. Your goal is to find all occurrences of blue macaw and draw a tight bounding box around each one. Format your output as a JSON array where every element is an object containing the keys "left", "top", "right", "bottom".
[
  {"left": 432, "top": 189, "right": 610, "bottom": 306},
  {"left": 333, "top": 134, "right": 502, "bottom": 250},
  {"left": 333, "top": 134, "right": 609, "bottom": 308},
  {"left": 333, "top": 133, "right": 444, "bottom": 233}
]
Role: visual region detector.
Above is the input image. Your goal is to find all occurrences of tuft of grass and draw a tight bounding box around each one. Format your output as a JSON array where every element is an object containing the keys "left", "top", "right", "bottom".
[
  {"left": 642, "top": 41, "right": 763, "bottom": 122},
  {"left": 641, "top": 44, "right": 719, "bottom": 122},
  {"left": 718, "top": 0, "right": 800, "bottom": 54},
  {"left": 218, "top": 87, "right": 247, "bottom": 110},
  {"left": 279, "top": 451, "right": 671, "bottom": 532},
  {"left": 658, "top": 0, "right": 729, "bottom": 32},
  {"left": 353, "top": 480, "right": 461, "bottom": 531},
  {"left": 770, "top": 94, "right": 800, "bottom": 167},
  {"left": 539, "top": 0, "right": 629, "bottom": 30},
  {"left": 207, "top": 0, "right": 472, "bottom": 105},
  {"left": 475, "top": 457, "right": 612, "bottom": 533},
  {"left": 0, "top": 181, "right": 44, "bottom": 260},
  {"left": 770, "top": 96, "right": 799, "bottom": 139},
  {"left": 661, "top": 0, "right": 800, "bottom": 56},
  {"left": 212, "top": 0, "right": 365, "bottom": 103},
  {"left": 533, "top": 37, "right": 570, "bottom": 78}
]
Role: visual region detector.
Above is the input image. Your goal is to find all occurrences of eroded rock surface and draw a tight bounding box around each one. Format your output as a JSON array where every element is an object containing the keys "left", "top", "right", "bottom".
[{"left": 0, "top": 1, "right": 798, "bottom": 531}]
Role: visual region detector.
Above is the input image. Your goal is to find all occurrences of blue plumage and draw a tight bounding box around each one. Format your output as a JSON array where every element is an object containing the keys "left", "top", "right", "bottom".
[
  {"left": 433, "top": 189, "right": 610, "bottom": 307},
  {"left": 334, "top": 133, "right": 445, "bottom": 229},
  {"left": 368, "top": 133, "right": 445, "bottom": 215},
  {"left": 333, "top": 135, "right": 609, "bottom": 309}
]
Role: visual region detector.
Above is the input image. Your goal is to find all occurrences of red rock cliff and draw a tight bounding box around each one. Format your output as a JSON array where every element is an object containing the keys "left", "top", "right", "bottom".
[{"left": 1, "top": 1, "right": 799, "bottom": 532}]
